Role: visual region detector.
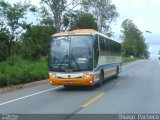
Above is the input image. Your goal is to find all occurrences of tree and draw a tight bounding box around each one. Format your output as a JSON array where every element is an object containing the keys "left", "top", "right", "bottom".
[
  {"left": 0, "top": 1, "right": 36, "bottom": 57},
  {"left": 41, "top": 0, "right": 67, "bottom": 32},
  {"left": 81, "top": 0, "right": 119, "bottom": 35},
  {"left": 21, "top": 25, "right": 56, "bottom": 60},
  {"left": 81, "top": 0, "right": 91, "bottom": 12},
  {"left": 39, "top": 5, "right": 55, "bottom": 29},
  {"left": 0, "top": 22, "right": 10, "bottom": 61},
  {"left": 41, "top": 0, "right": 118, "bottom": 34},
  {"left": 76, "top": 13, "right": 98, "bottom": 30},
  {"left": 121, "top": 19, "right": 149, "bottom": 58},
  {"left": 62, "top": 10, "right": 79, "bottom": 30},
  {"left": 62, "top": 11, "right": 98, "bottom": 30},
  {"left": 143, "top": 45, "right": 150, "bottom": 59}
]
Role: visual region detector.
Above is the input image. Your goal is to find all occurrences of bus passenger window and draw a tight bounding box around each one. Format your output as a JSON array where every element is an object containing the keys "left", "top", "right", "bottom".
[{"left": 94, "top": 35, "right": 99, "bottom": 68}]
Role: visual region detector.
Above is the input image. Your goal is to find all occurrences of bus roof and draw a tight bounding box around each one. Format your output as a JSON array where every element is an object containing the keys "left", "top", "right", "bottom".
[
  {"left": 53, "top": 29, "right": 97, "bottom": 36},
  {"left": 53, "top": 29, "right": 120, "bottom": 43}
]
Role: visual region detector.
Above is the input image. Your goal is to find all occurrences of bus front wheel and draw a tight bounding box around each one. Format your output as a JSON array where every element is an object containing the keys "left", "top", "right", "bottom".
[
  {"left": 64, "top": 85, "right": 71, "bottom": 88},
  {"left": 98, "top": 71, "right": 104, "bottom": 87}
]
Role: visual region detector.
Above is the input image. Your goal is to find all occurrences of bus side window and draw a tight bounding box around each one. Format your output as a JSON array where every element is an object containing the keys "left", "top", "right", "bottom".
[
  {"left": 105, "top": 38, "right": 109, "bottom": 52},
  {"left": 93, "top": 35, "right": 99, "bottom": 68}
]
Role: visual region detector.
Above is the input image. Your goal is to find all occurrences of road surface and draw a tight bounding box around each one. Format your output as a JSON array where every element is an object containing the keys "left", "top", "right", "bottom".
[{"left": 0, "top": 60, "right": 160, "bottom": 119}]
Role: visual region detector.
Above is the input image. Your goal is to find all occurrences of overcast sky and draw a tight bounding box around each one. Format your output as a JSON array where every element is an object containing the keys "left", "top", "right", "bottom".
[
  {"left": 111, "top": 0, "right": 160, "bottom": 59},
  {"left": 6, "top": 0, "right": 160, "bottom": 59}
]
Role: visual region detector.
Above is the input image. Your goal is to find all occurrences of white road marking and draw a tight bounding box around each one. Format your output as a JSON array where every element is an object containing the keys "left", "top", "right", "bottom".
[
  {"left": 0, "top": 86, "right": 62, "bottom": 106},
  {"left": 0, "top": 60, "right": 144, "bottom": 106}
]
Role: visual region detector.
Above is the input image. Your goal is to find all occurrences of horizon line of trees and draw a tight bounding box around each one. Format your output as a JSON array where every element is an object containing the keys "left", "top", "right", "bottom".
[
  {"left": 121, "top": 19, "right": 150, "bottom": 59},
  {"left": 0, "top": 0, "right": 149, "bottom": 62}
]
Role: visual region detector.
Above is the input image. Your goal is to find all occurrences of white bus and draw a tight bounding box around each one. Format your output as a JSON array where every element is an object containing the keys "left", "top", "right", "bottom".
[{"left": 48, "top": 29, "right": 122, "bottom": 87}]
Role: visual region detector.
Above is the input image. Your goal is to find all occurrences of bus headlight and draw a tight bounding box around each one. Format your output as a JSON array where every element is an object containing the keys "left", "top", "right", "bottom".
[
  {"left": 84, "top": 72, "right": 93, "bottom": 78},
  {"left": 49, "top": 73, "right": 57, "bottom": 78}
]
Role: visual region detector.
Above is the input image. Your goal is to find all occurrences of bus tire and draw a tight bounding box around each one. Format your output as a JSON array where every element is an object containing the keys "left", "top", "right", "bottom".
[
  {"left": 98, "top": 71, "right": 104, "bottom": 87},
  {"left": 114, "top": 66, "right": 119, "bottom": 79},
  {"left": 64, "top": 85, "right": 71, "bottom": 88}
]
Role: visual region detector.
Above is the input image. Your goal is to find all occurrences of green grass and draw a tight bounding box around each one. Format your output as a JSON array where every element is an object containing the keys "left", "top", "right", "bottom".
[
  {"left": 0, "top": 56, "right": 48, "bottom": 88},
  {"left": 0, "top": 56, "right": 142, "bottom": 88},
  {"left": 122, "top": 57, "right": 141, "bottom": 63}
]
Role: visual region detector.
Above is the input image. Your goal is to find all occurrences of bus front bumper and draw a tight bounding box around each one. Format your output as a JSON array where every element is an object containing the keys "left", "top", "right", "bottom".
[{"left": 49, "top": 77, "right": 94, "bottom": 86}]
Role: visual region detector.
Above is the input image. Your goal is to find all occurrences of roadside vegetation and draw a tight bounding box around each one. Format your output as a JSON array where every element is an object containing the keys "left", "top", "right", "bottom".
[
  {"left": 122, "top": 57, "right": 141, "bottom": 63},
  {"left": 0, "top": 56, "right": 48, "bottom": 88},
  {"left": 0, "top": 56, "right": 141, "bottom": 88},
  {"left": 0, "top": 0, "right": 149, "bottom": 88},
  {"left": 121, "top": 19, "right": 150, "bottom": 59}
]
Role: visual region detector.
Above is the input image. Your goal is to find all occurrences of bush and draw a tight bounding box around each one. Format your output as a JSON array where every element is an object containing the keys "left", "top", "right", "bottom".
[
  {"left": 0, "top": 56, "right": 48, "bottom": 88},
  {"left": 122, "top": 57, "right": 141, "bottom": 63}
]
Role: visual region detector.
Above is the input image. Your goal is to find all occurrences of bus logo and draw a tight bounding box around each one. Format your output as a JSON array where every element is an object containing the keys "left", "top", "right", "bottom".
[{"left": 68, "top": 75, "right": 71, "bottom": 78}]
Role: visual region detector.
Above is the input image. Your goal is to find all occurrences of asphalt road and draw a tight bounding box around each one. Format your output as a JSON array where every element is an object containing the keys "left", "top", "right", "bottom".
[{"left": 0, "top": 60, "right": 160, "bottom": 117}]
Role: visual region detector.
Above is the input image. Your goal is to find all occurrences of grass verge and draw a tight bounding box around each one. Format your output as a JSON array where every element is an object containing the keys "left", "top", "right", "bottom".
[
  {"left": 0, "top": 56, "right": 48, "bottom": 88},
  {"left": 0, "top": 56, "right": 142, "bottom": 88},
  {"left": 122, "top": 57, "right": 141, "bottom": 63}
]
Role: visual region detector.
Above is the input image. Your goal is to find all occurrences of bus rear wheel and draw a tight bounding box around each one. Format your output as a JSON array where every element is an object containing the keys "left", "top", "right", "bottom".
[{"left": 114, "top": 66, "right": 119, "bottom": 79}]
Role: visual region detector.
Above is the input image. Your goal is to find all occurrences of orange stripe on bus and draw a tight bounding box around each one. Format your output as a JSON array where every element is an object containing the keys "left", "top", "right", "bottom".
[{"left": 94, "top": 68, "right": 116, "bottom": 79}]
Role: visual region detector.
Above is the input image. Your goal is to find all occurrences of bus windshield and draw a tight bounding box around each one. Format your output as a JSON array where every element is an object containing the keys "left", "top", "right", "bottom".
[{"left": 49, "top": 35, "right": 93, "bottom": 72}]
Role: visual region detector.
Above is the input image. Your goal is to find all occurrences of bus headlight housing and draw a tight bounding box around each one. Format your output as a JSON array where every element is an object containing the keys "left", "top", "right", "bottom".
[
  {"left": 84, "top": 72, "right": 93, "bottom": 78},
  {"left": 49, "top": 73, "right": 57, "bottom": 78}
]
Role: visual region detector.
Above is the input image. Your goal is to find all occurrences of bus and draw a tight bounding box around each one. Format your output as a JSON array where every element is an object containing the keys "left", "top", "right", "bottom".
[{"left": 48, "top": 29, "right": 122, "bottom": 87}]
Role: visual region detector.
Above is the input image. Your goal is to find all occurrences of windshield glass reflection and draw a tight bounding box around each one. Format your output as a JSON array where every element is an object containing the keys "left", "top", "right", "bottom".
[{"left": 49, "top": 35, "right": 93, "bottom": 72}]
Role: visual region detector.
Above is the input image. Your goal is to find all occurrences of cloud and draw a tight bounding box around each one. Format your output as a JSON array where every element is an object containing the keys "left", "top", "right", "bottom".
[
  {"left": 31, "top": 0, "right": 40, "bottom": 6},
  {"left": 133, "top": 18, "right": 145, "bottom": 28},
  {"left": 132, "top": 0, "right": 146, "bottom": 8},
  {"left": 149, "top": 45, "right": 160, "bottom": 59}
]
